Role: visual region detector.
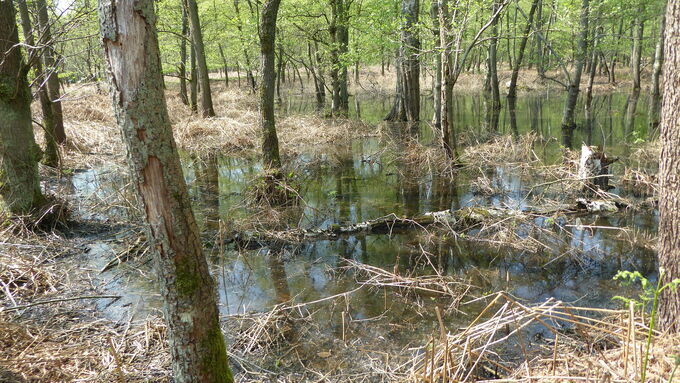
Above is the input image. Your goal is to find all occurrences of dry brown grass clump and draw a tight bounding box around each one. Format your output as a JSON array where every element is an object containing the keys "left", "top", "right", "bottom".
[
  {"left": 0, "top": 314, "right": 171, "bottom": 382},
  {"left": 461, "top": 133, "right": 543, "bottom": 168},
  {"left": 621, "top": 140, "right": 661, "bottom": 197},
  {"left": 408, "top": 292, "right": 678, "bottom": 383},
  {"left": 0, "top": 254, "right": 59, "bottom": 304}
]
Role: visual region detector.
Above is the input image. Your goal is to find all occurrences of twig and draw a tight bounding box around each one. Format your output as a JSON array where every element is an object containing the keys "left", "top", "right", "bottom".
[{"left": 1, "top": 295, "right": 121, "bottom": 312}]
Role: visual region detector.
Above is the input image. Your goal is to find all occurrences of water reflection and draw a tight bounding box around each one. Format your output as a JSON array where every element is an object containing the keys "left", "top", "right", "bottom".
[
  {"left": 280, "top": 91, "right": 650, "bottom": 154},
  {"left": 73, "top": 89, "right": 658, "bottom": 348}
]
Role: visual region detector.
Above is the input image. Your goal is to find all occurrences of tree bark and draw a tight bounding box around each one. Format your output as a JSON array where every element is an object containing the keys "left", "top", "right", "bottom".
[
  {"left": 259, "top": 0, "right": 283, "bottom": 169},
  {"left": 507, "top": 0, "right": 539, "bottom": 101},
  {"left": 385, "top": 0, "right": 420, "bottom": 124},
  {"left": 658, "top": 0, "right": 680, "bottom": 334},
  {"left": 630, "top": 12, "right": 644, "bottom": 92},
  {"left": 190, "top": 42, "right": 198, "bottom": 112},
  {"left": 233, "top": 0, "right": 256, "bottom": 92},
  {"left": 218, "top": 43, "right": 229, "bottom": 88},
  {"left": 486, "top": 0, "right": 501, "bottom": 132},
  {"left": 0, "top": 0, "right": 45, "bottom": 215},
  {"left": 179, "top": 3, "right": 189, "bottom": 105},
  {"left": 535, "top": 0, "right": 544, "bottom": 78},
  {"left": 35, "top": 0, "right": 66, "bottom": 144},
  {"left": 431, "top": 2, "right": 442, "bottom": 132},
  {"left": 649, "top": 11, "right": 666, "bottom": 131},
  {"left": 507, "top": 0, "right": 539, "bottom": 137},
  {"left": 186, "top": 0, "right": 215, "bottom": 117},
  {"left": 439, "top": 0, "right": 455, "bottom": 159},
  {"left": 98, "top": 0, "right": 234, "bottom": 379},
  {"left": 329, "top": 0, "right": 349, "bottom": 115},
  {"left": 17, "top": 0, "right": 59, "bottom": 168},
  {"left": 559, "top": 0, "right": 589, "bottom": 149}
]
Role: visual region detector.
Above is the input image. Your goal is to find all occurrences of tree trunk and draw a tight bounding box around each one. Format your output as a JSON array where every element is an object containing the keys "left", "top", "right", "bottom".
[
  {"left": 431, "top": 1, "right": 442, "bottom": 132},
  {"left": 337, "top": 3, "right": 349, "bottom": 113},
  {"left": 329, "top": 0, "right": 349, "bottom": 115},
  {"left": 560, "top": 0, "right": 589, "bottom": 149},
  {"left": 385, "top": 0, "right": 420, "bottom": 124},
  {"left": 186, "top": 0, "right": 215, "bottom": 117},
  {"left": 98, "top": 0, "right": 234, "bottom": 379},
  {"left": 0, "top": 0, "right": 45, "bottom": 215},
  {"left": 312, "top": 41, "right": 326, "bottom": 108},
  {"left": 631, "top": 13, "right": 644, "bottom": 92},
  {"left": 179, "top": 3, "right": 189, "bottom": 105},
  {"left": 439, "top": 0, "right": 455, "bottom": 159},
  {"left": 275, "top": 38, "right": 283, "bottom": 104},
  {"left": 258, "top": 0, "right": 283, "bottom": 169},
  {"left": 649, "top": 12, "right": 666, "bottom": 131},
  {"left": 487, "top": 0, "right": 501, "bottom": 132},
  {"left": 658, "top": 0, "right": 680, "bottom": 334},
  {"left": 584, "top": 29, "right": 599, "bottom": 144},
  {"left": 218, "top": 43, "right": 229, "bottom": 88},
  {"left": 507, "top": 0, "right": 539, "bottom": 100},
  {"left": 35, "top": 0, "right": 66, "bottom": 144},
  {"left": 190, "top": 42, "right": 198, "bottom": 113},
  {"left": 233, "top": 0, "right": 256, "bottom": 92},
  {"left": 507, "top": 0, "right": 539, "bottom": 136},
  {"left": 535, "top": 0, "right": 544, "bottom": 78},
  {"left": 17, "top": 0, "right": 59, "bottom": 168}
]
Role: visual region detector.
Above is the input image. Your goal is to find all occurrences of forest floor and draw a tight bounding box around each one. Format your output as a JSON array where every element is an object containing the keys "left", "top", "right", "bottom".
[{"left": 1, "top": 72, "right": 677, "bottom": 382}]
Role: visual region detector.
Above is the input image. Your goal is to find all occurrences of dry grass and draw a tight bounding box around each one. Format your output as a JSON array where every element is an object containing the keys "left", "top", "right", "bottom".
[
  {"left": 345, "top": 259, "right": 474, "bottom": 313},
  {"left": 621, "top": 140, "right": 661, "bottom": 198},
  {"left": 0, "top": 313, "right": 171, "bottom": 382},
  {"left": 408, "top": 292, "right": 679, "bottom": 383}
]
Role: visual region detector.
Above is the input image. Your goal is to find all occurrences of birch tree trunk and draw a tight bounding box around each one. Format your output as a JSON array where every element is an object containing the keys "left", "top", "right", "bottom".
[
  {"left": 98, "top": 0, "right": 234, "bottom": 379},
  {"left": 0, "top": 0, "right": 45, "bottom": 215},
  {"left": 658, "top": 0, "right": 680, "bottom": 334}
]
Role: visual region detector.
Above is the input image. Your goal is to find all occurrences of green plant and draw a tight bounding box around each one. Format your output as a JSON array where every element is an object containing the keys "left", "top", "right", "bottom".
[
  {"left": 669, "top": 355, "right": 680, "bottom": 383},
  {"left": 613, "top": 269, "right": 680, "bottom": 383}
]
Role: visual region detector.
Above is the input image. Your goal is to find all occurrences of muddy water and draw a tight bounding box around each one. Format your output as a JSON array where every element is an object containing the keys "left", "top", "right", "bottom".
[{"left": 76, "top": 90, "right": 657, "bottom": 354}]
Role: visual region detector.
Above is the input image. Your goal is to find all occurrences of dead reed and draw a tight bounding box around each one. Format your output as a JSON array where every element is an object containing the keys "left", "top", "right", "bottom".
[{"left": 407, "top": 292, "right": 678, "bottom": 383}]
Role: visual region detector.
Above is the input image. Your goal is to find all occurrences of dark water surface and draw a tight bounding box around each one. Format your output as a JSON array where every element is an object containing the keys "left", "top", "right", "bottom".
[{"left": 77, "top": 90, "right": 658, "bottom": 351}]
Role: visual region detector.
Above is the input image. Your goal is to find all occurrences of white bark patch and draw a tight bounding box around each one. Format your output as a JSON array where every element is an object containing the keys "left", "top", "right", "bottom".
[{"left": 101, "top": 0, "right": 146, "bottom": 102}]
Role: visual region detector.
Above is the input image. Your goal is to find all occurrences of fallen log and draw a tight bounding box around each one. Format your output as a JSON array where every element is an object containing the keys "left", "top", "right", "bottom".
[{"left": 228, "top": 198, "right": 631, "bottom": 249}]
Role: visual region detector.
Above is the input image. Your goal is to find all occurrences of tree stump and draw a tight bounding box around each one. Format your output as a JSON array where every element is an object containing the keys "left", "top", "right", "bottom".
[{"left": 578, "top": 144, "right": 617, "bottom": 193}]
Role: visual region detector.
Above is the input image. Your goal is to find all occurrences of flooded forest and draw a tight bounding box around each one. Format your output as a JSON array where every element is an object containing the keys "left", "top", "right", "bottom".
[{"left": 2, "top": 0, "right": 680, "bottom": 381}]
